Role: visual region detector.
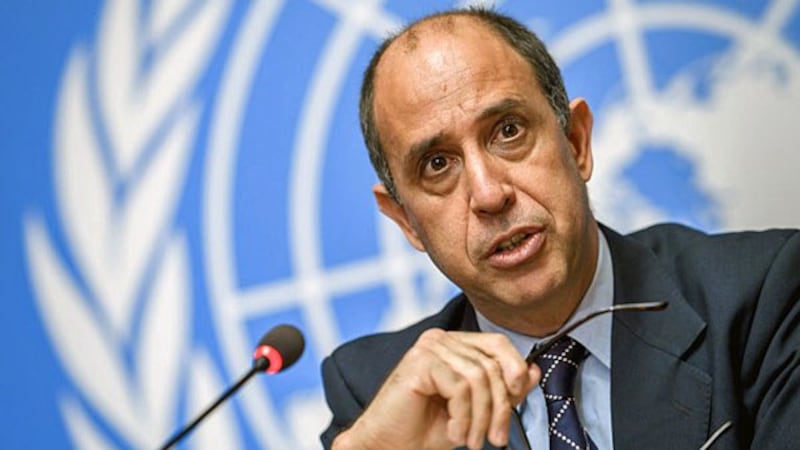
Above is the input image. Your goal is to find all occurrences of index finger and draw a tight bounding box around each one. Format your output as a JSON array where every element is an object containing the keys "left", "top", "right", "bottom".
[{"left": 449, "top": 332, "right": 539, "bottom": 398}]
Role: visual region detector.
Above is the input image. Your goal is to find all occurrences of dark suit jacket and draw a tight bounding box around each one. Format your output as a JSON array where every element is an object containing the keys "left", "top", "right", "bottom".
[{"left": 320, "top": 224, "right": 800, "bottom": 449}]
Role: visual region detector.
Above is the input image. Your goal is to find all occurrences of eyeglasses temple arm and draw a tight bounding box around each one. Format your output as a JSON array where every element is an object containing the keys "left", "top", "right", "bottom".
[{"left": 525, "top": 301, "right": 668, "bottom": 364}]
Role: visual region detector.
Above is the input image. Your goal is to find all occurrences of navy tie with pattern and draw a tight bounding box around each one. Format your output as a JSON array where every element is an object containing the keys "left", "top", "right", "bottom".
[{"left": 535, "top": 337, "right": 597, "bottom": 450}]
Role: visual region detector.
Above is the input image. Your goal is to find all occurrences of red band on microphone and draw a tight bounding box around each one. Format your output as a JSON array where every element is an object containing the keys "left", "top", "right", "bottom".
[{"left": 253, "top": 346, "right": 284, "bottom": 374}]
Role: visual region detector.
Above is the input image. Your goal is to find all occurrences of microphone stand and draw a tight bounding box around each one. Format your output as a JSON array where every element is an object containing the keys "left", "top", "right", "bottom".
[{"left": 159, "top": 358, "right": 269, "bottom": 450}]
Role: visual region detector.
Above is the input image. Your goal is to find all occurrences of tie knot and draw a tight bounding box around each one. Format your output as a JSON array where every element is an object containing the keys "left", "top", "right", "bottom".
[{"left": 535, "top": 336, "right": 588, "bottom": 398}]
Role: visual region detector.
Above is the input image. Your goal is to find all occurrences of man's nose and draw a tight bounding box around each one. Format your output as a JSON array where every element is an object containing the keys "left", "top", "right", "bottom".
[{"left": 466, "top": 152, "right": 514, "bottom": 216}]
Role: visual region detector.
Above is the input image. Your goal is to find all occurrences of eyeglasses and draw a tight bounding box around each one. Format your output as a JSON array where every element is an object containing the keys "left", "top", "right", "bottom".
[
  {"left": 524, "top": 301, "right": 668, "bottom": 363},
  {"left": 506, "top": 301, "right": 668, "bottom": 450}
]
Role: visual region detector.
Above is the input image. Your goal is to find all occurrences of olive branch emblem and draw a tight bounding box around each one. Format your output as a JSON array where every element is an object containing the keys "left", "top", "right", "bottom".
[{"left": 22, "top": 1, "right": 238, "bottom": 447}]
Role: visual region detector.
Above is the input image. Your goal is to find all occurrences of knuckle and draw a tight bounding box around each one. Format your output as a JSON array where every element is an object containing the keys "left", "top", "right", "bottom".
[
  {"left": 452, "top": 377, "right": 471, "bottom": 396},
  {"left": 487, "top": 332, "right": 509, "bottom": 347},
  {"left": 508, "top": 360, "right": 528, "bottom": 381},
  {"left": 463, "top": 362, "right": 488, "bottom": 384},
  {"left": 418, "top": 328, "right": 445, "bottom": 345},
  {"left": 484, "top": 358, "right": 502, "bottom": 377},
  {"left": 404, "top": 345, "right": 428, "bottom": 361}
]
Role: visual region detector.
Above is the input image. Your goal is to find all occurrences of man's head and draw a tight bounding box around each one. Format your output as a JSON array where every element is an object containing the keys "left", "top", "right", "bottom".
[
  {"left": 361, "top": 8, "right": 571, "bottom": 202},
  {"left": 362, "top": 8, "right": 598, "bottom": 335}
]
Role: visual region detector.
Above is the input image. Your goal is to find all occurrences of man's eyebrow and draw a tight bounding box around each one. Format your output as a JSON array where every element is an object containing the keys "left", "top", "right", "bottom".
[
  {"left": 477, "top": 98, "right": 524, "bottom": 121},
  {"left": 405, "top": 132, "right": 444, "bottom": 168}
]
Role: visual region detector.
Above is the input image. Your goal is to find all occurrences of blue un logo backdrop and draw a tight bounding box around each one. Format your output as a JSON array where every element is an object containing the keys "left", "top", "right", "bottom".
[{"left": 3, "top": 0, "right": 800, "bottom": 448}]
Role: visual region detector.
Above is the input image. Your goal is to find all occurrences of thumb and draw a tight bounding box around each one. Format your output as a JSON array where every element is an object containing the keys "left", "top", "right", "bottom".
[{"left": 512, "top": 363, "right": 541, "bottom": 406}]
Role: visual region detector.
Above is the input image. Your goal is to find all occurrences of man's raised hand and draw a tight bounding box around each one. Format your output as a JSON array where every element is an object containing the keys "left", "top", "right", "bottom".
[{"left": 333, "top": 329, "right": 540, "bottom": 450}]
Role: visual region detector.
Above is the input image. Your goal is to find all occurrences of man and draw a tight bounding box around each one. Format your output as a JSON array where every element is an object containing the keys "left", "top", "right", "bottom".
[{"left": 321, "top": 7, "right": 800, "bottom": 450}]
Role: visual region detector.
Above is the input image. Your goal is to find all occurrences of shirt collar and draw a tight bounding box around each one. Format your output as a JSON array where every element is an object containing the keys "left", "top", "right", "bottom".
[{"left": 475, "top": 226, "right": 614, "bottom": 368}]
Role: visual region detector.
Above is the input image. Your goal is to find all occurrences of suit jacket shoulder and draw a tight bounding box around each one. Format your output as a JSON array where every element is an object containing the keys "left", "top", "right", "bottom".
[
  {"left": 628, "top": 222, "right": 797, "bottom": 273},
  {"left": 625, "top": 223, "right": 799, "bottom": 338},
  {"left": 606, "top": 223, "right": 800, "bottom": 449}
]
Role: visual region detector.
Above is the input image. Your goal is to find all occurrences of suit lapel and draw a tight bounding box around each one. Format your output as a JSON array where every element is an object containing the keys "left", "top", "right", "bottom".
[
  {"left": 603, "top": 226, "right": 711, "bottom": 449},
  {"left": 459, "top": 296, "right": 480, "bottom": 332}
]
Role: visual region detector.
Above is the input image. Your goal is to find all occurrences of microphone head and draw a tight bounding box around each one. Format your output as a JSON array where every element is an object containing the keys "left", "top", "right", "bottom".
[{"left": 252, "top": 324, "right": 305, "bottom": 374}]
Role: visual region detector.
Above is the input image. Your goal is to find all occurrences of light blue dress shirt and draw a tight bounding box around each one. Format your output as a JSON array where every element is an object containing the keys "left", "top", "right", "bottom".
[{"left": 475, "top": 228, "right": 614, "bottom": 449}]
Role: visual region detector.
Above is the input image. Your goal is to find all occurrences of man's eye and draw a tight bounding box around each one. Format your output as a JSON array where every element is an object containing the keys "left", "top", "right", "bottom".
[
  {"left": 500, "top": 122, "right": 520, "bottom": 139},
  {"left": 428, "top": 155, "right": 448, "bottom": 172}
]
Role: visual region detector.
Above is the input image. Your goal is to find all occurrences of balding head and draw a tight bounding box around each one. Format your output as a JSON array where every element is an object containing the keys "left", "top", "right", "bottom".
[{"left": 360, "top": 8, "right": 569, "bottom": 201}]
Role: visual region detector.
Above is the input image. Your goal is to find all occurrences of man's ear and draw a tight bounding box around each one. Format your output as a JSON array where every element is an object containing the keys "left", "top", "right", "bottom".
[
  {"left": 372, "top": 184, "right": 426, "bottom": 252},
  {"left": 567, "top": 98, "right": 594, "bottom": 182}
]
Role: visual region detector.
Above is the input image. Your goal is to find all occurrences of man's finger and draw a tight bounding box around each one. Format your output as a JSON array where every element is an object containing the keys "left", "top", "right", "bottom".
[
  {"left": 479, "top": 357, "right": 512, "bottom": 447},
  {"left": 422, "top": 331, "right": 494, "bottom": 449},
  {"left": 452, "top": 331, "right": 536, "bottom": 396},
  {"left": 426, "top": 361, "right": 471, "bottom": 446}
]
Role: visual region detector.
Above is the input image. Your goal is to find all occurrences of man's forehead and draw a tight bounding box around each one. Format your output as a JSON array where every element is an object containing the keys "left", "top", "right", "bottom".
[
  {"left": 375, "top": 16, "right": 515, "bottom": 93},
  {"left": 369, "top": 13, "right": 552, "bottom": 164},
  {"left": 393, "top": 14, "right": 465, "bottom": 53}
]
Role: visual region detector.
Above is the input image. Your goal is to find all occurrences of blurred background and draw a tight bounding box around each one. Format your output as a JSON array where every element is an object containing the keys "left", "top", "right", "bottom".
[{"left": 2, "top": 0, "right": 800, "bottom": 448}]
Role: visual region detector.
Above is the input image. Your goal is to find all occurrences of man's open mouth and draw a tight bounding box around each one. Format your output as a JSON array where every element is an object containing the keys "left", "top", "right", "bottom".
[{"left": 494, "top": 232, "right": 532, "bottom": 254}]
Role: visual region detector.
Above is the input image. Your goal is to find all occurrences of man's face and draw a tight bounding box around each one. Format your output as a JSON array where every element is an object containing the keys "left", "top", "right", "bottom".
[{"left": 371, "top": 19, "right": 598, "bottom": 335}]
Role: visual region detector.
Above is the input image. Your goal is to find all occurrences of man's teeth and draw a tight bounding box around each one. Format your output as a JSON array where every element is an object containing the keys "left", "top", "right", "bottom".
[{"left": 496, "top": 233, "right": 530, "bottom": 252}]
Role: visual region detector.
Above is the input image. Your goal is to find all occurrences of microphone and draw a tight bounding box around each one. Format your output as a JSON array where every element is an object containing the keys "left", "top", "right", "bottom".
[
  {"left": 160, "top": 324, "right": 305, "bottom": 449},
  {"left": 252, "top": 323, "right": 305, "bottom": 374}
]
